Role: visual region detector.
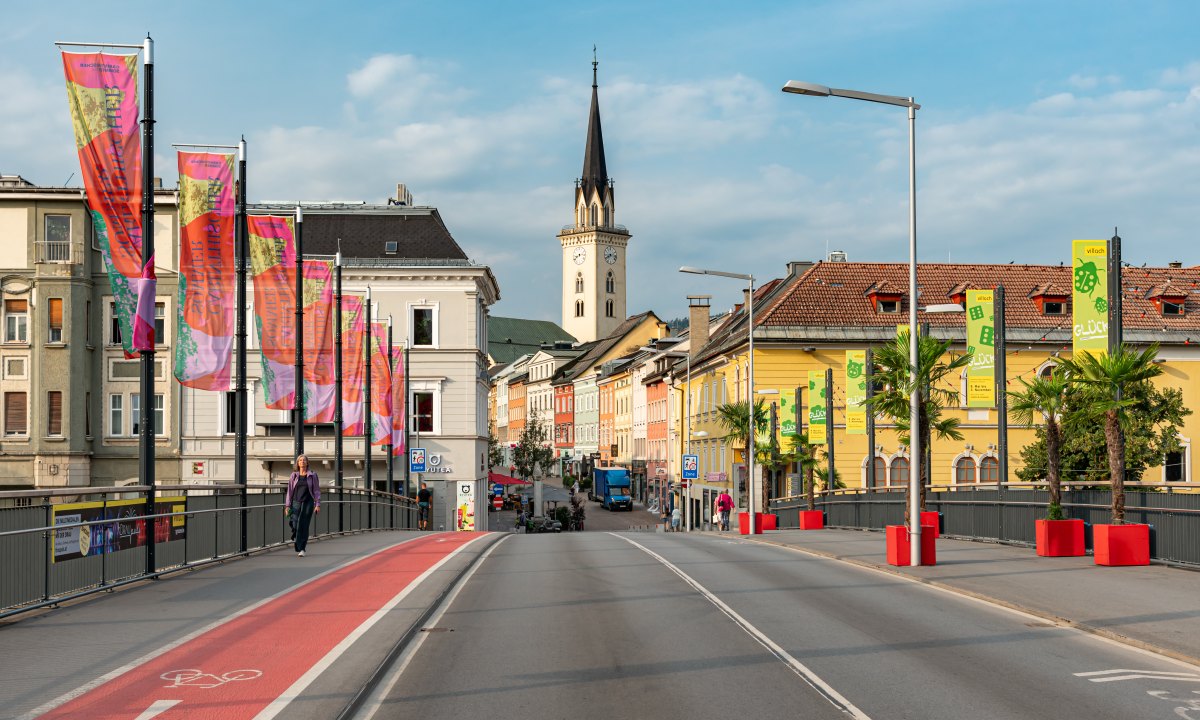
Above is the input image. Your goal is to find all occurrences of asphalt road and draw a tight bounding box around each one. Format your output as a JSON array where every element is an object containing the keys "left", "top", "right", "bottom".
[{"left": 358, "top": 531, "right": 1200, "bottom": 720}]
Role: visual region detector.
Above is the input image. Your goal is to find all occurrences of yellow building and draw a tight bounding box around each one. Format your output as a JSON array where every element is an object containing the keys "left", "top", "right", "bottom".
[{"left": 677, "top": 260, "right": 1200, "bottom": 515}]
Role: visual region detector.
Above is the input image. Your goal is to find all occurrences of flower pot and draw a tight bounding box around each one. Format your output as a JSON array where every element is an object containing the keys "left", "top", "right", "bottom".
[
  {"left": 886, "top": 524, "right": 937, "bottom": 566},
  {"left": 1035, "top": 518, "right": 1086, "bottom": 557},
  {"left": 920, "top": 511, "right": 942, "bottom": 538},
  {"left": 737, "top": 512, "right": 764, "bottom": 535},
  {"left": 1093, "top": 523, "right": 1150, "bottom": 566},
  {"left": 762, "top": 513, "right": 778, "bottom": 531},
  {"left": 798, "top": 510, "right": 825, "bottom": 530}
]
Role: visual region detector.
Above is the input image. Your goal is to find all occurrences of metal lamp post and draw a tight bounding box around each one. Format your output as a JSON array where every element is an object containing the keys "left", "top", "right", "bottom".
[
  {"left": 782, "top": 80, "right": 922, "bottom": 563},
  {"left": 680, "top": 267, "right": 758, "bottom": 534}
]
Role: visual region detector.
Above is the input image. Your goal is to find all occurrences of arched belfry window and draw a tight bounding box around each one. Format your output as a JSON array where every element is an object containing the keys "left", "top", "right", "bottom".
[
  {"left": 605, "top": 299, "right": 614, "bottom": 318},
  {"left": 603, "top": 204, "right": 611, "bottom": 227},
  {"left": 575, "top": 300, "right": 584, "bottom": 317},
  {"left": 590, "top": 203, "right": 598, "bottom": 226},
  {"left": 575, "top": 272, "right": 584, "bottom": 293},
  {"left": 606, "top": 271, "right": 614, "bottom": 294},
  {"left": 578, "top": 205, "right": 585, "bottom": 226}
]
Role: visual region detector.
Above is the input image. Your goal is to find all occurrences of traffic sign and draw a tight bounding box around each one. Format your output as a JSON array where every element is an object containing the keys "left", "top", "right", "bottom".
[
  {"left": 682, "top": 454, "right": 699, "bottom": 480},
  {"left": 493, "top": 496, "right": 503, "bottom": 509},
  {"left": 493, "top": 483, "right": 504, "bottom": 497},
  {"left": 680, "top": 479, "right": 691, "bottom": 489},
  {"left": 409, "top": 448, "right": 427, "bottom": 473}
]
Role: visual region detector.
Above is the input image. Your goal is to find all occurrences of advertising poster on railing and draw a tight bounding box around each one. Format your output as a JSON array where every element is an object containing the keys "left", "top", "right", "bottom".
[
  {"left": 51, "top": 497, "right": 186, "bottom": 562},
  {"left": 845, "top": 350, "right": 867, "bottom": 434},
  {"left": 807, "top": 370, "right": 827, "bottom": 445},
  {"left": 965, "top": 289, "right": 996, "bottom": 408},
  {"left": 1072, "top": 239, "right": 1109, "bottom": 356}
]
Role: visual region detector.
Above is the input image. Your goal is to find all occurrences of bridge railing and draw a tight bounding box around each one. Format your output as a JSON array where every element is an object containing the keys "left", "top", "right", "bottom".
[
  {"left": 0, "top": 482, "right": 416, "bottom": 619},
  {"left": 769, "top": 481, "right": 1200, "bottom": 567}
]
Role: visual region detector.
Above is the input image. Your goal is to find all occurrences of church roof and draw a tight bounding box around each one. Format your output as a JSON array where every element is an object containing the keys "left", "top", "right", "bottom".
[
  {"left": 580, "top": 61, "right": 609, "bottom": 201},
  {"left": 488, "top": 316, "right": 577, "bottom": 365}
]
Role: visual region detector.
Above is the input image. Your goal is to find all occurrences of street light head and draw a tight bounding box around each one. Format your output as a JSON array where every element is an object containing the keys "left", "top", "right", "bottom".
[
  {"left": 782, "top": 80, "right": 832, "bottom": 97},
  {"left": 679, "top": 266, "right": 706, "bottom": 276},
  {"left": 922, "top": 303, "right": 965, "bottom": 314},
  {"left": 756, "top": 389, "right": 779, "bottom": 395},
  {"left": 693, "top": 430, "right": 710, "bottom": 438}
]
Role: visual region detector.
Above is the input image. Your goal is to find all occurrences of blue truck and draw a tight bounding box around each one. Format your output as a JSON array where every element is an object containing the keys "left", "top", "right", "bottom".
[{"left": 591, "top": 467, "right": 633, "bottom": 511}]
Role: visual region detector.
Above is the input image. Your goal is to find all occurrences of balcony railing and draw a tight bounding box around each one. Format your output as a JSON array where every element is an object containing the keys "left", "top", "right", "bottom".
[
  {"left": 560, "top": 223, "right": 629, "bottom": 233},
  {"left": 37, "top": 240, "right": 72, "bottom": 263}
]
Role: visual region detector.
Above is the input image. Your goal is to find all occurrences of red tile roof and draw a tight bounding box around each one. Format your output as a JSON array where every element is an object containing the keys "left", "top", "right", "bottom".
[{"left": 756, "top": 261, "right": 1200, "bottom": 335}]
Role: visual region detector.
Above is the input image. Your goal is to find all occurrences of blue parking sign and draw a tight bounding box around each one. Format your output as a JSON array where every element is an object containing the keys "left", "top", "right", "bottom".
[
  {"left": 410, "top": 448, "right": 427, "bottom": 473},
  {"left": 682, "top": 454, "right": 699, "bottom": 480},
  {"left": 493, "top": 483, "right": 504, "bottom": 497}
]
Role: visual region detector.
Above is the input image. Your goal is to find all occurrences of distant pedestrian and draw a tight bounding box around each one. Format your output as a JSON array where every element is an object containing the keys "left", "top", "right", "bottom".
[
  {"left": 417, "top": 482, "right": 432, "bottom": 530},
  {"left": 286, "top": 454, "right": 320, "bottom": 557},
  {"left": 716, "top": 490, "right": 734, "bottom": 532},
  {"left": 516, "top": 508, "right": 526, "bottom": 533},
  {"left": 671, "top": 505, "right": 682, "bottom": 532}
]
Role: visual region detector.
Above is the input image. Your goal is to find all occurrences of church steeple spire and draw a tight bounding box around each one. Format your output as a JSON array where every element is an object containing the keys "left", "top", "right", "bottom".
[{"left": 581, "top": 48, "right": 608, "bottom": 201}]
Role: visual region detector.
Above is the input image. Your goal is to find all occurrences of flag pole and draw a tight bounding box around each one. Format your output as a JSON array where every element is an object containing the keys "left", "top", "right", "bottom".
[
  {"left": 334, "top": 248, "right": 344, "bottom": 533},
  {"left": 236, "top": 137, "right": 248, "bottom": 553},
  {"left": 139, "top": 34, "right": 157, "bottom": 576},
  {"left": 387, "top": 315, "right": 395, "bottom": 528},
  {"left": 293, "top": 204, "right": 304, "bottom": 458},
  {"left": 364, "top": 286, "right": 373, "bottom": 497}
]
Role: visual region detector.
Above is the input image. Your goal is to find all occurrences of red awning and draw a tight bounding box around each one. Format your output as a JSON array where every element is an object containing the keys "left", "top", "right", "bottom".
[{"left": 488, "top": 471, "right": 529, "bottom": 486}]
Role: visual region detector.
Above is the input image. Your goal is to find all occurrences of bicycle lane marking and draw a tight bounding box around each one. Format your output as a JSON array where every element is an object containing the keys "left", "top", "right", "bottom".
[{"left": 37, "top": 532, "right": 491, "bottom": 720}]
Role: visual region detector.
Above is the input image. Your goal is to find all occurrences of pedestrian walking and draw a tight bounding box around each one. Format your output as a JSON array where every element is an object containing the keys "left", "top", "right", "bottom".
[
  {"left": 716, "top": 490, "right": 734, "bottom": 532},
  {"left": 671, "top": 504, "right": 682, "bottom": 532},
  {"left": 417, "top": 482, "right": 432, "bottom": 530},
  {"left": 286, "top": 454, "right": 320, "bottom": 557}
]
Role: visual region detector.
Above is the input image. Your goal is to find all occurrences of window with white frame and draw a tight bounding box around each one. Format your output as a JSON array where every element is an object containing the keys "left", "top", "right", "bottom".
[
  {"left": 5, "top": 392, "right": 27, "bottom": 436},
  {"left": 109, "top": 394, "right": 123, "bottom": 436},
  {"left": 410, "top": 305, "right": 437, "bottom": 347},
  {"left": 155, "top": 302, "right": 166, "bottom": 344},
  {"left": 5, "top": 299, "right": 28, "bottom": 343},
  {"left": 109, "top": 302, "right": 123, "bottom": 346},
  {"left": 129, "top": 393, "right": 165, "bottom": 436},
  {"left": 42, "top": 215, "right": 72, "bottom": 262}
]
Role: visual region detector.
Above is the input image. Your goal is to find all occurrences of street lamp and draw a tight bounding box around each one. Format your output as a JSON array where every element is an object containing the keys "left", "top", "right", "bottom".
[
  {"left": 680, "top": 266, "right": 759, "bottom": 534},
  {"left": 782, "top": 79, "right": 924, "bottom": 563}
]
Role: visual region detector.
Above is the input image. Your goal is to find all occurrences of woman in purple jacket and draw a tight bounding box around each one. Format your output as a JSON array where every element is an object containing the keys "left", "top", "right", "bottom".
[{"left": 286, "top": 454, "right": 321, "bottom": 556}]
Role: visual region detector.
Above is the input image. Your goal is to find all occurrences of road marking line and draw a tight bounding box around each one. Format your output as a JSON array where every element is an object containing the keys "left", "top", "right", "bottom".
[
  {"left": 18, "top": 534, "right": 430, "bottom": 720},
  {"left": 253, "top": 532, "right": 492, "bottom": 720},
  {"left": 1076, "top": 669, "right": 1200, "bottom": 678},
  {"left": 1074, "top": 668, "right": 1200, "bottom": 683},
  {"left": 134, "top": 700, "right": 180, "bottom": 719},
  {"left": 354, "top": 533, "right": 511, "bottom": 720},
  {"left": 611, "top": 533, "right": 871, "bottom": 720}
]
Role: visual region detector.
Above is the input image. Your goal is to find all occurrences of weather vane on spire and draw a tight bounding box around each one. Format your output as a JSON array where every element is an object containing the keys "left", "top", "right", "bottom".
[{"left": 592, "top": 44, "right": 598, "bottom": 87}]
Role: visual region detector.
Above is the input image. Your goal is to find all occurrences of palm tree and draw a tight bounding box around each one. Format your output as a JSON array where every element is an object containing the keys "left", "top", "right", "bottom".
[
  {"left": 1008, "top": 372, "right": 1071, "bottom": 519},
  {"left": 714, "top": 399, "right": 769, "bottom": 512},
  {"left": 868, "top": 331, "right": 972, "bottom": 522},
  {"left": 1054, "top": 344, "right": 1163, "bottom": 524}
]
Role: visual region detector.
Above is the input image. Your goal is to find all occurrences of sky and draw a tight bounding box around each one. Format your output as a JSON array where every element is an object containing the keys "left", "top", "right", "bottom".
[{"left": 4, "top": 1, "right": 1200, "bottom": 325}]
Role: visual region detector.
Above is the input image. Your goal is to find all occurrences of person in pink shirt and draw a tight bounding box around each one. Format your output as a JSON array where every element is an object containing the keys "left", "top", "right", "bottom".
[{"left": 715, "top": 491, "right": 734, "bottom": 531}]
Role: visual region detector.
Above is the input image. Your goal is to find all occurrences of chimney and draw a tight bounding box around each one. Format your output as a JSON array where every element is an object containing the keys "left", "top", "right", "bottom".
[
  {"left": 393, "top": 183, "right": 413, "bottom": 206},
  {"left": 152, "top": 177, "right": 163, "bottom": 189},
  {"left": 787, "top": 260, "right": 814, "bottom": 277},
  {"left": 688, "top": 295, "right": 711, "bottom": 356},
  {"left": 1169, "top": 261, "right": 1183, "bottom": 269},
  {"left": 743, "top": 288, "right": 752, "bottom": 313}
]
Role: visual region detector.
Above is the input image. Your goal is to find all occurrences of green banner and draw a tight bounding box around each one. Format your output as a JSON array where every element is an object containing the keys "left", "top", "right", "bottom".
[
  {"left": 808, "top": 370, "right": 827, "bottom": 445},
  {"left": 965, "top": 289, "right": 995, "bottom": 408},
  {"left": 1072, "top": 239, "right": 1109, "bottom": 355},
  {"left": 780, "top": 392, "right": 797, "bottom": 437},
  {"left": 845, "top": 351, "right": 866, "bottom": 435}
]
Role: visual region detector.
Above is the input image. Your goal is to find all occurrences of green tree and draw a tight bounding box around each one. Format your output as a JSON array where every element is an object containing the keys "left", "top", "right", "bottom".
[
  {"left": 513, "top": 408, "right": 555, "bottom": 481},
  {"left": 1008, "top": 372, "right": 1071, "bottom": 519},
  {"left": 1049, "top": 344, "right": 1184, "bottom": 523},
  {"left": 487, "top": 422, "right": 506, "bottom": 470},
  {"left": 714, "top": 399, "right": 769, "bottom": 512},
  {"left": 868, "top": 331, "right": 972, "bottom": 522}
]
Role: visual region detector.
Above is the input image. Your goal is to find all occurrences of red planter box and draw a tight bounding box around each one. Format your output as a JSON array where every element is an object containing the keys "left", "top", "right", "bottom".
[
  {"left": 1093, "top": 523, "right": 1150, "bottom": 566},
  {"left": 886, "top": 524, "right": 937, "bottom": 566},
  {"left": 920, "top": 511, "right": 941, "bottom": 538},
  {"left": 1035, "top": 519, "right": 1086, "bottom": 557},
  {"left": 798, "top": 510, "right": 825, "bottom": 530},
  {"left": 762, "top": 514, "right": 778, "bottom": 531},
  {"left": 737, "top": 512, "right": 764, "bottom": 535}
]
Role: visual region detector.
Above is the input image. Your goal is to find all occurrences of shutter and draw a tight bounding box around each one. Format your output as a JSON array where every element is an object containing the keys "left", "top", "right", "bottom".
[
  {"left": 5, "top": 299, "right": 27, "bottom": 313},
  {"left": 48, "top": 392, "right": 62, "bottom": 435},
  {"left": 49, "top": 299, "right": 63, "bottom": 328},
  {"left": 6, "top": 392, "right": 27, "bottom": 433}
]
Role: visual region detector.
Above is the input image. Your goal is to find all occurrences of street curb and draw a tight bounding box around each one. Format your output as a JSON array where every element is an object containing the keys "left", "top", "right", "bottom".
[{"left": 741, "top": 534, "right": 1200, "bottom": 670}]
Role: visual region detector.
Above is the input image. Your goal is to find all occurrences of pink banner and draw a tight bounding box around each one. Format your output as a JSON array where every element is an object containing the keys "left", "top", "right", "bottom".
[
  {"left": 341, "top": 296, "right": 365, "bottom": 436},
  {"left": 369, "top": 322, "right": 392, "bottom": 446},
  {"left": 62, "top": 51, "right": 143, "bottom": 359},
  {"left": 247, "top": 216, "right": 296, "bottom": 410},
  {"left": 174, "top": 151, "right": 235, "bottom": 389},
  {"left": 391, "top": 348, "right": 405, "bottom": 455},
  {"left": 302, "top": 260, "right": 335, "bottom": 422}
]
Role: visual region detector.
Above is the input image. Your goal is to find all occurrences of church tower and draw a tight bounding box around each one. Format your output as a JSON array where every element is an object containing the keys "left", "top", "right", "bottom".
[{"left": 559, "top": 54, "right": 630, "bottom": 343}]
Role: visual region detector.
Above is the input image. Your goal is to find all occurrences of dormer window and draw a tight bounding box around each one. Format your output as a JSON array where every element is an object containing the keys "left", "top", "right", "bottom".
[
  {"left": 1029, "top": 283, "right": 1069, "bottom": 316},
  {"left": 878, "top": 299, "right": 900, "bottom": 313},
  {"left": 865, "top": 280, "right": 903, "bottom": 314},
  {"left": 1148, "top": 282, "right": 1187, "bottom": 317},
  {"left": 1164, "top": 301, "right": 1185, "bottom": 316}
]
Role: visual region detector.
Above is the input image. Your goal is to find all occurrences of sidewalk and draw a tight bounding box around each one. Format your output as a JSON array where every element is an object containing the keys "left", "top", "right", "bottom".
[{"left": 741, "top": 527, "right": 1200, "bottom": 666}]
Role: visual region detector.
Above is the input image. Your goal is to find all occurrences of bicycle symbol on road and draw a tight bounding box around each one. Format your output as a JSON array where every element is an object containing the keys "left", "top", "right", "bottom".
[{"left": 160, "top": 668, "right": 263, "bottom": 689}]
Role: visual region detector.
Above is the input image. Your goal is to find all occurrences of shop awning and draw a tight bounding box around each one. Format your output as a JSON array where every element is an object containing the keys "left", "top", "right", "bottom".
[{"left": 488, "top": 471, "right": 529, "bottom": 486}]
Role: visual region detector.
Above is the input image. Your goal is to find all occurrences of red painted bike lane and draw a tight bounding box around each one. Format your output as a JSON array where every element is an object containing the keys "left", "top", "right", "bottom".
[{"left": 37, "top": 532, "right": 489, "bottom": 720}]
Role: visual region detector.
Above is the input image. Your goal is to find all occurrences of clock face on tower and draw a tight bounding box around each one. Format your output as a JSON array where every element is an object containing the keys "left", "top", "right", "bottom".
[
  {"left": 604, "top": 246, "right": 618, "bottom": 264},
  {"left": 573, "top": 247, "right": 587, "bottom": 265}
]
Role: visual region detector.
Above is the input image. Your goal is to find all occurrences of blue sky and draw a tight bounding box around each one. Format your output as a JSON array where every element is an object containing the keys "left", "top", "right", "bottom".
[{"left": 4, "top": 1, "right": 1200, "bottom": 324}]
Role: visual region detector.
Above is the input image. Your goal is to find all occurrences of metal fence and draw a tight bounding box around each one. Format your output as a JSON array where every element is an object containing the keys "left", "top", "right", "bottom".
[
  {"left": 0, "top": 483, "right": 416, "bottom": 619},
  {"left": 770, "top": 482, "right": 1200, "bottom": 567}
]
